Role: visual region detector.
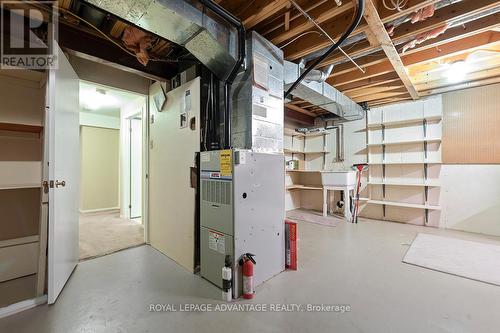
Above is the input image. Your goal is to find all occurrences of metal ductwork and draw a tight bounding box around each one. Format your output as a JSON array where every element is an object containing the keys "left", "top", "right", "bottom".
[
  {"left": 85, "top": 0, "right": 237, "bottom": 81},
  {"left": 284, "top": 60, "right": 363, "bottom": 119}
]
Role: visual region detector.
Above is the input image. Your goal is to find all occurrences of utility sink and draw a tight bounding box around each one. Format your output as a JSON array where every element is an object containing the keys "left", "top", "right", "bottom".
[{"left": 320, "top": 170, "right": 357, "bottom": 186}]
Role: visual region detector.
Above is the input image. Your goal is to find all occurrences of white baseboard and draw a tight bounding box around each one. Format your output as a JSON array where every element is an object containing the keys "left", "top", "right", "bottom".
[
  {"left": 79, "top": 207, "right": 120, "bottom": 214},
  {"left": 0, "top": 295, "right": 47, "bottom": 318}
]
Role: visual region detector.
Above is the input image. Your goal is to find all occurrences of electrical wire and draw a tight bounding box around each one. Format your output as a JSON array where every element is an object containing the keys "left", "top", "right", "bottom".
[
  {"left": 60, "top": 8, "right": 181, "bottom": 63},
  {"left": 289, "top": 0, "right": 365, "bottom": 73},
  {"left": 382, "top": 0, "right": 408, "bottom": 12},
  {"left": 284, "top": 0, "right": 365, "bottom": 99},
  {"left": 279, "top": 31, "right": 322, "bottom": 49}
]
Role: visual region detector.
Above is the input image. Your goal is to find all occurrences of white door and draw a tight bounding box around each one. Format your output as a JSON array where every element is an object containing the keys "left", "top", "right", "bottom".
[
  {"left": 149, "top": 78, "right": 200, "bottom": 271},
  {"left": 47, "top": 44, "right": 80, "bottom": 304},
  {"left": 130, "top": 117, "right": 142, "bottom": 219}
]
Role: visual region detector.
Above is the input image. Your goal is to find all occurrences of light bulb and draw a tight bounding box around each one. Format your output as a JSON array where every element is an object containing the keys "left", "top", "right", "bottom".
[{"left": 446, "top": 60, "right": 469, "bottom": 83}]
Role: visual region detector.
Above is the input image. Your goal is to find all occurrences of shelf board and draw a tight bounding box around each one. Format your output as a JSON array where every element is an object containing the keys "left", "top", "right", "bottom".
[
  {"left": 364, "top": 199, "right": 441, "bottom": 210},
  {"left": 286, "top": 185, "right": 323, "bottom": 191},
  {"left": 284, "top": 149, "right": 329, "bottom": 154},
  {"left": 368, "top": 181, "right": 440, "bottom": 187},
  {"left": 0, "top": 122, "right": 43, "bottom": 134},
  {"left": 368, "top": 161, "right": 442, "bottom": 165},
  {"left": 284, "top": 130, "right": 330, "bottom": 137},
  {"left": 0, "top": 183, "right": 41, "bottom": 190},
  {"left": 286, "top": 169, "right": 322, "bottom": 173},
  {"left": 367, "top": 138, "right": 441, "bottom": 147},
  {"left": 0, "top": 235, "right": 39, "bottom": 248},
  {"left": 367, "top": 115, "right": 442, "bottom": 129},
  {"left": 0, "top": 161, "right": 43, "bottom": 188}
]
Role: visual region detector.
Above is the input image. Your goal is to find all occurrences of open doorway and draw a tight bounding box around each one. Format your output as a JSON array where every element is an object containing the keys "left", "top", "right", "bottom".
[{"left": 78, "top": 81, "right": 147, "bottom": 260}]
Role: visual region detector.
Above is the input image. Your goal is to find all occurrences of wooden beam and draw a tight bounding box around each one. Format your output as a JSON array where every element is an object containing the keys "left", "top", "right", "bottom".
[
  {"left": 356, "top": 0, "right": 415, "bottom": 99},
  {"left": 283, "top": 0, "right": 439, "bottom": 60},
  {"left": 242, "top": 0, "right": 290, "bottom": 29},
  {"left": 404, "top": 32, "right": 500, "bottom": 67},
  {"left": 419, "top": 75, "right": 500, "bottom": 96},
  {"left": 330, "top": 59, "right": 395, "bottom": 88},
  {"left": 369, "top": 96, "right": 412, "bottom": 107},
  {"left": 339, "top": 73, "right": 401, "bottom": 92},
  {"left": 331, "top": 29, "right": 500, "bottom": 87},
  {"left": 324, "top": 13, "right": 500, "bottom": 76},
  {"left": 353, "top": 88, "right": 410, "bottom": 103},
  {"left": 345, "top": 84, "right": 405, "bottom": 99},
  {"left": 285, "top": 103, "right": 317, "bottom": 117},
  {"left": 261, "top": 1, "right": 329, "bottom": 36},
  {"left": 269, "top": 1, "right": 355, "bottom": 45},
  {"left": 285, "top": 108, "right": 315, "bottom": 125}
]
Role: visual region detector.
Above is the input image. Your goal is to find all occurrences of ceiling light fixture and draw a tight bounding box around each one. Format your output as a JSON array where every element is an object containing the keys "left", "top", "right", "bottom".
[
  {"left": 80, "top": 87, "right": 119, "bottom": 110},
  {"left": 445, "top": 60, "right": 469, "bottom": 83}
]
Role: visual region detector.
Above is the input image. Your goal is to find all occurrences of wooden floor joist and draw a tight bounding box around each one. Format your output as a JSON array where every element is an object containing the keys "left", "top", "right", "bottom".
[{"left": 362, "top": 0, "right": 419, "bottom": 100}]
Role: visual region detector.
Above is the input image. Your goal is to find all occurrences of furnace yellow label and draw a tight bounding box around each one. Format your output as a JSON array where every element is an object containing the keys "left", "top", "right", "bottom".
[{"left": 220, "top": 149, "right": 232, "bottom": 177}]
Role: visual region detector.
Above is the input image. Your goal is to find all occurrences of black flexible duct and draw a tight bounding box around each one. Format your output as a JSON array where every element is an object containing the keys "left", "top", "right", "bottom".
[
  {"left": 284, "top": 0, "right": 365, "bottom": 99},
  {"left": 198, "top": 0, "right": 246, "bottom": 149}
]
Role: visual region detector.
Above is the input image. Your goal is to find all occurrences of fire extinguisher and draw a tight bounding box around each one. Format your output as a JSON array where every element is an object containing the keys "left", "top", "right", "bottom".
[{"left": 239, "top": 253, "right": 256, "bottom": 299}]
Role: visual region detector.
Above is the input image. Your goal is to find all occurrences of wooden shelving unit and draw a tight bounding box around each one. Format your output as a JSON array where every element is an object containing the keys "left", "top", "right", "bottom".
[
  {"left": 286, "top": 184, "right": 322, "bottom": 191},
  {"left": 363, "top": 97, "right": 443, "bottom": 225},
  {"left": 0, "top": 122, "right": 43, "bottom": 133},
  {"left": 284, "top": 128, "right": 331, "bottom": 211},
  {"left": 366, "top": 115, "right": 442, "bottom": 129},
  {"left": 367, "top": 138, "right": 441, "bottom": 147},
  {"left": 0, "top": 68, "right": 47, "bottom": 309},
  {"left": 360, "top": 199, "right": 441, "bottom": 210},
  {"left": 368, "top": 180, "right": 440, "bottom": 187}
]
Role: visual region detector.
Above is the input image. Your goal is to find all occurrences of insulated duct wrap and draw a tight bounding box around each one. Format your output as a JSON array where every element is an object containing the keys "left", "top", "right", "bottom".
[{"left": 86, "top": 0, "right": 237, "bottom": 80}]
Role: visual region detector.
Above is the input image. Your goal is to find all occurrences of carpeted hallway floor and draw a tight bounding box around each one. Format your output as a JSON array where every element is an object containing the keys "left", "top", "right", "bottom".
[{"left": 79, "top": 211, "right": 144, "bottom": 260}]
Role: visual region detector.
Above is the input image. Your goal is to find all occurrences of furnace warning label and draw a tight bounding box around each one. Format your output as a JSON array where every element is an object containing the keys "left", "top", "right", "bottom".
[
  {"left": 220, "top": 150, "right": 232, "bottom": 177},
  {"left": 208, "top": 231, "right": 225, "bottom": 254}
]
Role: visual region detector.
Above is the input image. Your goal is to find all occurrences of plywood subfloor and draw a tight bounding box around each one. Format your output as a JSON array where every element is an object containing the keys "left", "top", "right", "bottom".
[{"left": 79, "top": 211, "right": 144, "bottom": 260}]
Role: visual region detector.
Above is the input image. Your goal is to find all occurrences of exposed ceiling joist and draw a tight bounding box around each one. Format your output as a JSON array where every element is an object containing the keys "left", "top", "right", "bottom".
[
  {"left": 285, "top": 103, "right": 317, "bottom": 117},
  {"left": 362, "top": 0, "right": 420, "bottom": 99},
  {"left": 269, "top": 1, "right": 354, "bottom": 45},
  {"left": 242, "top": 0, "right": 290, "bottom": 29},
  {"left": 260, "top": 0, "right": 328, "bottom": 36},
  {"left": 327, "top": 13, "right": 500, "bottom": 77},
  {"left": 283, "top": 0, "right": 438, "bottom": 60},
  {"left": 419, "top": 75, "right": 500, "bottom": 96}
]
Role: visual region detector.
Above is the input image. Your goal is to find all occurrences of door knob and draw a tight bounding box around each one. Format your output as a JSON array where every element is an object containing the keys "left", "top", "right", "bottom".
[{"left": 55, "top": 180, "right": 66, "bottom": 188}]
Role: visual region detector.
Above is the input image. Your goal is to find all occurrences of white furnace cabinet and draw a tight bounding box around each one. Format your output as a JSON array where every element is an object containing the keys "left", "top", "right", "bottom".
[
  {"left": 200, "top": 149, "right": 285, "bottom": 298},
  {"left": 0, "top": 45, "right": 81, "bottom": 316}
]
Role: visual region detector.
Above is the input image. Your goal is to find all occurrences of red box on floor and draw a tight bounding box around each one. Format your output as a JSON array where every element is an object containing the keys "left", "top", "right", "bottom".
[{"left": 285, "top": 219, "right": 297, "bottom": 270}]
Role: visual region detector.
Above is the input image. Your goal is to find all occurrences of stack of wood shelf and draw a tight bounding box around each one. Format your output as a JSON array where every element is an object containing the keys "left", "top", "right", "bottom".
[
  {"left": 284, "top": 129, "right": 329, "bottom": 192},
  {"left": 363, "top": 97, "right": 443, "bottom": 225},
  {"left": 0, "top": 69, "right": 47, "bottom": 308}
]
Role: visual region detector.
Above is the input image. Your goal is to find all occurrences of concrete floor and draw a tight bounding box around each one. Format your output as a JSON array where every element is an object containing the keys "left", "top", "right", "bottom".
[{"left": 2, "top": 218, "right": 500, "bottom": 333}]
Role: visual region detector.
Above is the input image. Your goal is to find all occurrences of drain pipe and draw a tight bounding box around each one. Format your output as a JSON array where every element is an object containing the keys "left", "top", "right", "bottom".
[{"left": 199, "top": 0, "right": 246, "bottom": 149}]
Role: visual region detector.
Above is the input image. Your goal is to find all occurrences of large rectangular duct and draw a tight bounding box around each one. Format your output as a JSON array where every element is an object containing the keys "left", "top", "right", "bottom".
[
  {"left": 85, "top": 0, "right": 237, "bottom": 81},
  {"left": 284, "top": 60, "right": 363, "bottom": 118},
  {"left": 231, "top": 32, "right": 284, "bottom": 153}
]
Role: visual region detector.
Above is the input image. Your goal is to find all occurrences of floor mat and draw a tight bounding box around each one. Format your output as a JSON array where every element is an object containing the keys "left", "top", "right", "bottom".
[
  {"left": 79, "top": 211, "right": 145, "bottom": 260},
  {"left": 286, "top": 209, "right": 342, "bottom": 227},
  {"left": 403, "top": 233, "right": 500, "bottom": 286}
]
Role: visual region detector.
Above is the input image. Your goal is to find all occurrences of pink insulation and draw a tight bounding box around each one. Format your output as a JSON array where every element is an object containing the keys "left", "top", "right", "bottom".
[
  {"left": 121, "top": 26, "right": 154, "bottom": 66},
  {"left": 411, "top": 4, "right": 435, "bottom": 24},
  {"left": 401, "top": 24, "right": 449, "bottom": 54}
]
